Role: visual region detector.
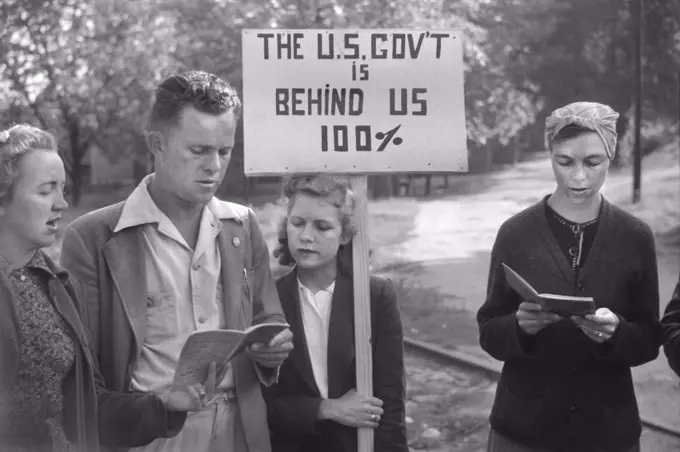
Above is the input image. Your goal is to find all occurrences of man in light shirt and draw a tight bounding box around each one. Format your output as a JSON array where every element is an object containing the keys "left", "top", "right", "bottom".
[{"left": 60, "top": 70, "right": 293, "bottom": 452}]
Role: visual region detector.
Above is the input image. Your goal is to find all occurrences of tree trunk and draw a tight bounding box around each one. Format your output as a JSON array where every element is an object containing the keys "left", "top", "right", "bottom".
[
  {"left": 368, "top": 175, "right": 393, "bottom": 199},
  {"left": 484, "top": 146, "right": 493, "bottom": 172},
  {"left": 512, "top": 135, "right": 522, "bottom": 164},
  {"left": 383, "top": 175, "right": 393, "bottom": 198},
  {"left": 65, "top": 116, "right": 85, "bottom": 207},
  {"left": 614, "top": 104, "right": 637, "bottom": 168},
  {"left": 133, "top": 159, "right": 147, "bottom": 184},
  {"left": 391, "top": 175, "right": 401, "bottom": 196},
  {"left": 70, "top": 159, "right": 84, "bottom": 207},
  {"left": 219, "top": 122, "right": 246, "bottom": 201},
  {"left": 244, "top": 176, "right": 251, "bottom": 204}
]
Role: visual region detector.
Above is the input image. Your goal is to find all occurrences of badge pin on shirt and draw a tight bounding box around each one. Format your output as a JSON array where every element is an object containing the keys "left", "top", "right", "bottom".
[{"left": 232, "top": 237, "right": 240, "bottom": 247}]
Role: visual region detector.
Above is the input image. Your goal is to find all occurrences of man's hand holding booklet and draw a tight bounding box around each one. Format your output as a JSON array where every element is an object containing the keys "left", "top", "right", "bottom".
[
  {"left": 502, "top": 263, "right": 596, "bottom": 317},
  {"left": 171, "top": 322, "right": 290, "bottom": 394}
]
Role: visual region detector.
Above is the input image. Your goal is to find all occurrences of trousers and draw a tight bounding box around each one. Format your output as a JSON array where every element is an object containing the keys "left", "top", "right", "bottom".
[{"left": 130, "top": 390, "right": 247, "bottom": 452}]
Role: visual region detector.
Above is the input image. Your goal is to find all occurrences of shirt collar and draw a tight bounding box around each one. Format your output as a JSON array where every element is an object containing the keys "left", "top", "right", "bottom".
[
  {"left": 297, "top": 277, "right": 336, "bottom": 295},
  {"left": 114, "top": 173, "right": 239, "bottom": 233},
  {"left": 0, "top": 250, "right": 64, "bottom": 281}
]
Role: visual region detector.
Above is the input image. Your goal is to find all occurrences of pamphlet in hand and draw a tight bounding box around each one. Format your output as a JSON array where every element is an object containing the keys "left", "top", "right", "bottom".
[
  {"left": 172, "top": 322, "right": 290, "bottom": 390},
  {"left": 501, "top": 263, "right": 596, "bottom": 317}
]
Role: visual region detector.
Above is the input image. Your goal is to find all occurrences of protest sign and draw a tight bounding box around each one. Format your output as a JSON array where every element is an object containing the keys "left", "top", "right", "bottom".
[{"left": 242, "top": 29, "right": 467, "bottom": 175}]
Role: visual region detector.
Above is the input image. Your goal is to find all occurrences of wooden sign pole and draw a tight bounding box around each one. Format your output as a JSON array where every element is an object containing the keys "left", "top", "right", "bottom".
[
  {"left": 241, "top": 27, "right": 468, "bottom": 452},
  {"left": 349, "top": 175, "right": 374, "bottom": 452}
]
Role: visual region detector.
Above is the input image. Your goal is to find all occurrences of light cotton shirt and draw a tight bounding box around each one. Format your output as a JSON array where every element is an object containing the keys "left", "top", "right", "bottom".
[
  {"left": 297, "top": 279, "right": 335, "bottom": 399},
  {"left": 115, "top": 174, "right": 234, "bottom": 393}
]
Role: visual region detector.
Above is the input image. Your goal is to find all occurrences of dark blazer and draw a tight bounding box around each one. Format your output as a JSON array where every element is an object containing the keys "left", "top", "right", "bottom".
[
  {"left": 477, "top": 197, "right": 663, "bottom": 452},
  {"left": 661, "top": 273, "right": 680, "bottom": 376},
  {"left": 0, "top": 251, "right": 161, "bottom": 451},
  {"left": 264, "top": 267, "right": 409, "bottom": 452}
]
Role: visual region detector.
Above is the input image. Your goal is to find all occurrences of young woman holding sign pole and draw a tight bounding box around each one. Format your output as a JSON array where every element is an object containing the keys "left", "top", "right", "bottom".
[
  {"left": 263, "top": 175, "right": 409, "bottom": 452},
  {"left": 476, "top": 102, "right": 663, "bottom": 452}
]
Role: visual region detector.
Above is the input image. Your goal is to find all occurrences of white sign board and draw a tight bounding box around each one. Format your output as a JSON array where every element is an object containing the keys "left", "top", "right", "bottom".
[{"left": 241, "top": 29, "right": 467, "bottom": 175}]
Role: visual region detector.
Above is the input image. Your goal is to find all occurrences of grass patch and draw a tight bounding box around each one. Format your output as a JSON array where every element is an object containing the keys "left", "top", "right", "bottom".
[
  {"left": 613, "top": 143, "right": 678, "bottom": 222},
  {"left": 388, "top": 276, "right": 481, "bottom": 352}
]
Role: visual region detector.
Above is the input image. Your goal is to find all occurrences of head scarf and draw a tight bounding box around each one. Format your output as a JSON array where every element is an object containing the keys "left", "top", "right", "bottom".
[{"left": 545, "top": 102, "right": 620, "bottom": 159}]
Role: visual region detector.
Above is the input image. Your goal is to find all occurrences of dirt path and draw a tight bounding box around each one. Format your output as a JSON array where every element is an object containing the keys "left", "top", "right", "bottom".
[{"left": 378, "top": 156, "right": 680, "bottom": 430}]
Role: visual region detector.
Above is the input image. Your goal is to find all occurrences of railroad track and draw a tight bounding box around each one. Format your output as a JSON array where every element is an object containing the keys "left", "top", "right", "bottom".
[{"left": 403, "top": 336, "right": 680, "bottom": 452}]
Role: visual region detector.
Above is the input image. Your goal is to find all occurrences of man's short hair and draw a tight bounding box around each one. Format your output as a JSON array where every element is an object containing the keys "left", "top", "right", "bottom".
[{"left": 148, "top": 70, "right": 242, "bottom": 133}]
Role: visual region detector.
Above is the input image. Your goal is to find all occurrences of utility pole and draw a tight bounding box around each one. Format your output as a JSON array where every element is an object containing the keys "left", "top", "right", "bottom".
[{"left": 632, "top": 0, "right": 643, "bottom": 203}]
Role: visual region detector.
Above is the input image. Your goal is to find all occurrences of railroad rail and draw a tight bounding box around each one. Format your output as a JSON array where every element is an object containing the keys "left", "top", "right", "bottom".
[{"left": 403, "top": 336, "right": 680, "bottom": 441}]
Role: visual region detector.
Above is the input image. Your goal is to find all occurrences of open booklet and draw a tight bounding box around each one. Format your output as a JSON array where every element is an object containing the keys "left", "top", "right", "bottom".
[
  {"left": 502, "top": 263, "right": 596, "bottom": 317},
  {"left": 172, "top": 322, "right": 290, "bottom": 390}
]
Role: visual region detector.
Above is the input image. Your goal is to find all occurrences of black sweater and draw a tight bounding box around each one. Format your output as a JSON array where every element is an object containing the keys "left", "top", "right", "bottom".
[
  {"left": 661, "top": 273, "right": 680, "bottom": 376},
  {"left": 477, "top": 196, "right": 663, "bottom": 452}
]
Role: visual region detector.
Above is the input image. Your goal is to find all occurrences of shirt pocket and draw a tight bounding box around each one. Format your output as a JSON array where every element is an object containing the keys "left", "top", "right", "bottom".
[{"left": 145, "top": 292, "right": 178, "bottom": 343}]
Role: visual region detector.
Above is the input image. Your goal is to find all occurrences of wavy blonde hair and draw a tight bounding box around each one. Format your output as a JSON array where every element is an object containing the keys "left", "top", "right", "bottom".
[
  {"left": 0, "top": 124, "right": 58, "bottom": 202},
  {"left": 273, "top": 174, "right": 359, "bottom": 274}
]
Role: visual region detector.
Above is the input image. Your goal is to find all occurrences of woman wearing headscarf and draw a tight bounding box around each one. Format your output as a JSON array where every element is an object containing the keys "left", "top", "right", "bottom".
[{"left": 476, "top": 102, "right": 663, "bottom": 452}]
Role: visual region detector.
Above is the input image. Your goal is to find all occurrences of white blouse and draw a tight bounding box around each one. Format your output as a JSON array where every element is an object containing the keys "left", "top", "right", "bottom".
[{"left": 297, "top": 279, "right": 335, "bottom": 399}]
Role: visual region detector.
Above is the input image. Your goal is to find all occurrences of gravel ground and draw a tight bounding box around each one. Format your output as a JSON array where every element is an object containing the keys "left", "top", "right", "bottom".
[
  {"left": 403, "top": 350, "right": 680, "bottom": 452},
  {"left": 405, "top": 353, "right": 493, "bottom": 451}
]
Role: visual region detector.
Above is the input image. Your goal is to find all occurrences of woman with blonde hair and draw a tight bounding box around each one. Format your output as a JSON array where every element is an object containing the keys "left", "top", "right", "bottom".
[
  {"left": 0, "top": 124, "right": 211, "bottom": 451},
  {"left": 477, "top": 102, "right": 663, "bottom": 452},
  {"left": 263, "top": 174, "right": 409, "bottom": 452}
]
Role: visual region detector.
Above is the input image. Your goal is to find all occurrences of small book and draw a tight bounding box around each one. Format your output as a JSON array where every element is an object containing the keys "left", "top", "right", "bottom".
[
  {"left": 502, "top": 263, "right": 596, "bottom": 317},
  {"left": 172, "top": 322, "right": 290, "bottom": 390}
]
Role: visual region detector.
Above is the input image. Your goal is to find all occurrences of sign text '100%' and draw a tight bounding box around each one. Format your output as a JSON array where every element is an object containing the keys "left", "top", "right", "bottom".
[{"left": 321, "top": 124, "right": 403, "bottom": 153}]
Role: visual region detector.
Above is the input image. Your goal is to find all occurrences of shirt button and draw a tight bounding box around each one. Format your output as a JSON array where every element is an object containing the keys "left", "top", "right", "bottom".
[
  {"left": 570, "top": 405, "right": 577, "bottom": 412},
  {"left": 198, "top": 315, "right": 207, "bottom": 323},
  {"left": 193, "top": 263, "right": 200, "bottom": 271}
]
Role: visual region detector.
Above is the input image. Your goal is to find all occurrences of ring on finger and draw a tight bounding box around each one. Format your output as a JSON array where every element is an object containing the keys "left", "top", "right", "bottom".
[{"left": 371, "top": 414, "right": 379, "bottom": 422}]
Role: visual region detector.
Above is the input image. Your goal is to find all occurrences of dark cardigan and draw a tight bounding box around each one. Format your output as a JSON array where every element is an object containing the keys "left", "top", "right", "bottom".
[
  {"left": 477, "top": 197, "right": 663, "bottom": 452},
  {"left": 661, "top": 273, "right": 680, "bottom": 376}
]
